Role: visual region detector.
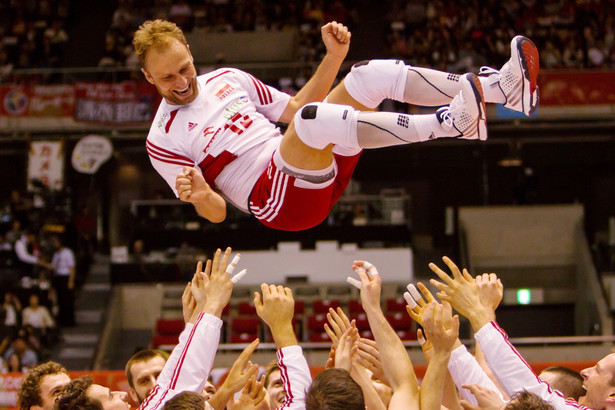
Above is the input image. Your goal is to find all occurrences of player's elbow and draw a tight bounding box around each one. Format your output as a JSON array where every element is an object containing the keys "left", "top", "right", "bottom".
[{"left": 207, "top": 213, "right": 226, "bottom": 223}]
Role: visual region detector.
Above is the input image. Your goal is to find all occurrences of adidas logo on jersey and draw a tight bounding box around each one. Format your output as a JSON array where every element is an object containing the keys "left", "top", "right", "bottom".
[{"left": 188, "top": 122, "right": 198, "bottom": 132}]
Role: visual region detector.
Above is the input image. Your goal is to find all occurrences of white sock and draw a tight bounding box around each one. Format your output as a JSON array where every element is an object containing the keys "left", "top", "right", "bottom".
[{"left": 356, "top": 111, "right": 456, "bottom": 148}]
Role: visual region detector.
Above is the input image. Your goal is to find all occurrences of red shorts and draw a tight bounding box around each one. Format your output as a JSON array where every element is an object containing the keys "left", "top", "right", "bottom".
[{"left": 249, "top": 152, "right": 362, "bottom": 231}]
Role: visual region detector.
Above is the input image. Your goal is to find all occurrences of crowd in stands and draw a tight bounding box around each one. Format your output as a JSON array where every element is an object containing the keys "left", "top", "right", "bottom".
[
  {"left": 384, "top": 0, "right": 615, "bottom": 71},
  {"left": 0, "top": 0, "right": 70, "bottom": 82},
  {"left": 100, "top": 0, "right": 358, "bottom": 70},
  {"left": 1, "top": 0, "right": 613, "bottom": 88},
  {"left": 0, "top": 188, "right": 95, "bottom": 374},
  {"left": 13, "top": 247, "right": 605, "bottom": 410}
]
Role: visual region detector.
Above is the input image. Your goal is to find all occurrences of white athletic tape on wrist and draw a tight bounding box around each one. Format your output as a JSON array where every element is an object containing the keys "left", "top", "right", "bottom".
[
  {"left": 231, "top": 269, "right": 247, "bottom": 284},
  {"left": 403, "top": 292, "right": 417, "bottom": 308},
  {"left": 347, "top": 276, "right": 362, "bottom": 290},
  {"left": 225, "top": 254, "right": 241, "bottom": 274},
  {"left": 362, "top": 262, "right": 379, "bottom": 277},
  {"left": 407, "top": 284, "right": 422, "bottom": 302}
]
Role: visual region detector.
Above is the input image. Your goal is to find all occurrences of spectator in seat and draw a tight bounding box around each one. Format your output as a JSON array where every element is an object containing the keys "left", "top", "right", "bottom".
[
  {"left": 22, "top": 294, "right": 55, "bottom": 346},
  {"left": 3, "top": 335, "right": 38, "bottom": 370}
]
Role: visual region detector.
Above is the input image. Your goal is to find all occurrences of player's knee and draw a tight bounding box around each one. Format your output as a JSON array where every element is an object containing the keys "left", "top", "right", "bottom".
[
  {"left": 294, "top": 102, "right": 358, "bottom": 150},
  {"left": 344, "top": 59, "right": 409, "bottom": 108}
]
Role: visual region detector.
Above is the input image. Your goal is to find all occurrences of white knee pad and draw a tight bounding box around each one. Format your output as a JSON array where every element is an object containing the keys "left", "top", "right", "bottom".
[
  {"left": 344, "top": 59, "right": 409, "bottom": 108},
  {"left": 293, "top": 102, "right": 359, "bottom": 150}
]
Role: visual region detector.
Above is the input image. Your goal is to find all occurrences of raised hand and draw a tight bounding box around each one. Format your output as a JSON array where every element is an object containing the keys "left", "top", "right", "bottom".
[
  {"left": 181, "top": 281, "right": 197, "bottom": 323},
  {"left": 324, "top": 307, "right": 353, "bottom": 345},
  {"left": 356, "top": 338, "right": 389, "bottom": 386},
  {"left": 320, "top": 21, "right": 351, "bottom": 59},
  {"left": 226, "top": 373, "right": 268, "bottom": 410},
  {"left": 190, "top": 260, "right": 211, "bottom": 305},
  {"left": 405, "top": 282, "right": 437, "bottom": 327},
  {"left": 421, "top": 302, "right": 459, "bottom": 354},
  {"left": 459, "top": 384, "right": 505, "bottom": 410},
  {"left": 254, "top": 284, "right": 296, "bottom": 348},
  {"left": 176, "top": 167, "right": 212, "bottom": 203},
  {"left": 352, "top": 261, "right": 382, "bottom": 312},
  {"left": 201, "top": 248, "right": 234, "bottom": 318},
  {"left": 476, "top": 273, "right": 503, "bottom": 312},
  {"left": 207, "top": 339, "right": 260, "bottom": 410},
  {"left": 429, "top": 257, "right": 494, "bottom": 331}
]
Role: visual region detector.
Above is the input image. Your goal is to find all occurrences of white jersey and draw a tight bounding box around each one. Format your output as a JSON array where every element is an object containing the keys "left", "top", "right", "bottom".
[
  {"left": 146, "top": 68, "right": 291, "bottom": 212},
  {"left": 447, "top": 344, "right": 504, "bottom": 405},
  {"left": 468, "top": 321, "right": 589, "bottom": 410},
  {"left": 139, "top": 313, "right": 222, "bottom": 410},
  {"left": 277, "top": 345, "right": 312, "bottom": 409}
]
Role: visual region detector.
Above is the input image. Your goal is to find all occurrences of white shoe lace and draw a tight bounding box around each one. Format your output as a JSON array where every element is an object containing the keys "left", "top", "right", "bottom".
[{"left": 440, "top": 109, "right": 453, "bottom": 129}]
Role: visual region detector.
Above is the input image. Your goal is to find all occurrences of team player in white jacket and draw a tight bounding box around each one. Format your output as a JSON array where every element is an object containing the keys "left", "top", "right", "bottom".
[
  {"left": 134, "top": 19, "right": 539, "bottom": 231},
  {"left": 421, "top": 256, "right": 613, "bottom": 410},
  {"left": 55, "top": 248, "right": 249, "bottom": 410}
]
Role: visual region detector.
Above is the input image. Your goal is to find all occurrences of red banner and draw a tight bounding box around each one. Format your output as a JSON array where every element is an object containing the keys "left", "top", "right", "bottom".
[
  {"left": 539, "top": 71, "right": 615, "bottom": 105},
  {"left": 0, "top": 85, "right": 74, "bottom": 117},
  {"left": 73, "top": 82, "right": 159, "bottom": 124},
  {"left": 0, "top": 82, "right": 159, "bottom": 123}
]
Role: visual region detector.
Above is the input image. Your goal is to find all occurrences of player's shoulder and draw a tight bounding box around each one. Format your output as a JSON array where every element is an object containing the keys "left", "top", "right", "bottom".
[{"left": 198, "top": 67, "right": 251, "bottom": 85}]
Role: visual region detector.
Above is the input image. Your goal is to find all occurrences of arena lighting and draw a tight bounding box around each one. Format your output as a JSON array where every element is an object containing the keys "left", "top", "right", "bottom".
[{"left": 517, "top": 288, "right": 532, "bottom": 305}]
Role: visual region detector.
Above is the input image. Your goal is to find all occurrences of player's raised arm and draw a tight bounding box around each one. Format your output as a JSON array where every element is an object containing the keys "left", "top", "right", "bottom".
[
  {"left": 278, "top": 21, "right": 351, "bottom": 123},
  {"left": 351, "top": 261, "right": 420, "bottom": 410}
]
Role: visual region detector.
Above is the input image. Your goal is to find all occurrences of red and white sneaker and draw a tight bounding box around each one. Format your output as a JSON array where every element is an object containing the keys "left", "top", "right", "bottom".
[
  {"left": 480, "top": 36, "right": 539, "bottom": 116},
  {"left": 436, "top": 73, "right": 487, "bottom": 141}
]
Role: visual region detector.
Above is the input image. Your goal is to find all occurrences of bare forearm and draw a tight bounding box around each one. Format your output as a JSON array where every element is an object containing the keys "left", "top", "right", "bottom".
[
  {"left": 270, "top": 323, "right": 298, "bottom": 349},
  {"left": 364, "top": 305, "right": 418, "bottom": 392},
  {"left": 420, "top": 350, "right": 451, "bottom": 410},
  {"left": 351, "top": 367, "right": 387, "bottom": 410},
  {"left": 193, "top": 192, "right": 227, "bottom": 223},
  {"left": 280, "top": 53, "right": 345, "bottom": 122},
  {"left": 296, "top": 53, "right": 344, "bottom": 103},
  {"left": 207, "top": 385, "right": 234, "bottom": 410}
]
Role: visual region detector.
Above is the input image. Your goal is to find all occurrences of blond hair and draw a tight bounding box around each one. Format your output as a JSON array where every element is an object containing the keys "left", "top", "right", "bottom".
[{"left": 132, "top": 19, "right": 188, "bottom": 67}]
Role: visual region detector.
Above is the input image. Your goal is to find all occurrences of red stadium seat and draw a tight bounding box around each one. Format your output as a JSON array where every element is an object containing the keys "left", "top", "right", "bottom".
[
  {"left": 294, "top": 300, "right": 306, "bottom": 316},
  {"left": 306, "top": 314, "right": 328, "bottom": 331},
  {"left": 385, "top": 312, "right": 413, "bottom": 331},
  {"left": 395, "top": 329, "right": 417, "bottom": 340},
  {"left": 230, "top": 316, "right": 260, "bottom": 333},
  {"left": 151, "top": 334, "right": 179, "bottom": 349},
  {"left": 155, "top": 319, "right": 184, "bottom": 335},
  {"left": 312, "top": 299, "right": 341, "bottom": 314},
  {"left": 309, "top": 331, "right": 332, "bottom": 342},
  {"left": 348, "top": 300, "right": 364, "bottom": 315},
  {"left": 230, "top": 332, "right": 259, "bottom": 343},
  {"left": 237, "top": 301, "right": 257, "bottom": 315},
  {"left": 386, "top": 297, "right": 408, "bottom": 313},
  {"left": 152, "top": 319, "right": 185, "bottom": 349},
  {"left": 352, "top": 313, "right": 370, "bottom": 331},
  {"left": 359, "top": 330, "right": 374, "bottom": 339},
  {"left": 228, "top": 316, "right": 260, "bottom": 343}
]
